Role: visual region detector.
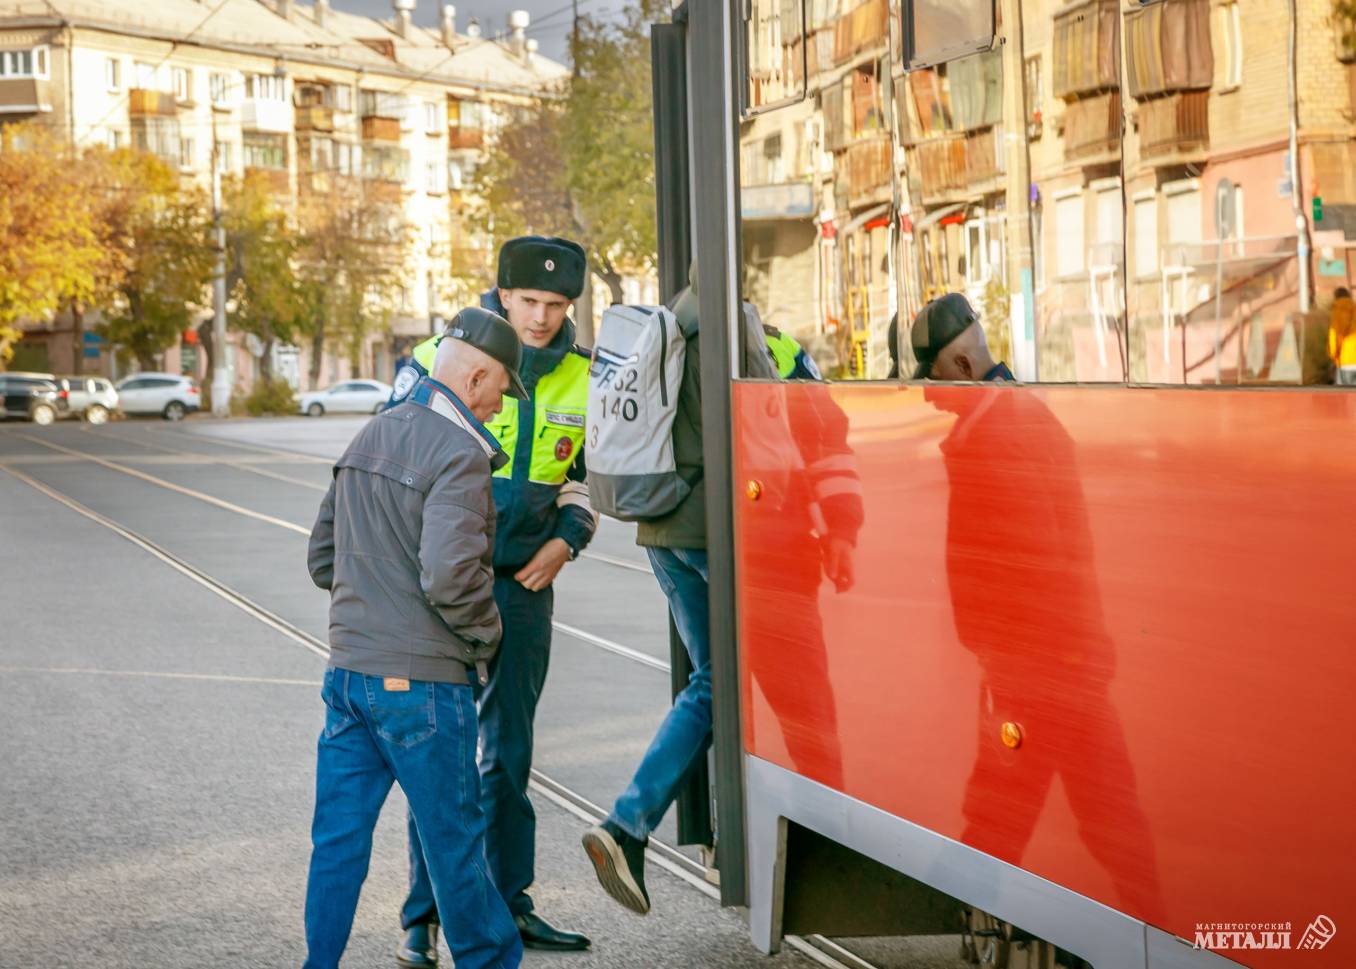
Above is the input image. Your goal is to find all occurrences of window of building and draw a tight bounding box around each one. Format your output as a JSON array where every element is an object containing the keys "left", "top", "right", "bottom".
[
  {"left": 1217, "top": 1, "right": 1242, "bottom": 89},
  {"left": 105, "top": 57, "right": 121, "bottom": 91},
  {"left": 245, "top": 73, "right": 286, "bottom": 102},
  {"left": 1024, "top": 55, "right": 1043, "bottom": 138},
  {"left": 209, "top": 71, "right": 231, "bottom": 105},
  {"left": 1165, "top": 179, "right": 1202, "bottom": 247},
  {"left": 1133, "top": 193, "right": 1158, "bottom": 276},
  {"left": 1093, "top": 180, "right": 1122, "bottom": 249},
  {"left": 964, "top": 215, "right": 987, "bottom": 286},
  {"left": 131, "top": 117, "right": 180, "bottom": 162},
  {"left": 363, "top": 143, "right": 409, "bottom": 182},
  {"left": 448, "top": 98, "right": 483, "bottom": 130},
  {"left": 904, "top": 0, "right": 995, "bottom": 69},
  {"left": 361, "top": 89, "right": 408, "bottom": 120},
  {"left": 447, "top": 156, "right": 464, "bottom": 190},
  {"left": 425, "top": 158, "right": 442, "bottom": 194},
  {"left": 1054, "top": 191, "right": 1085, "bottom": 278},
  {"left": 173, "top": 67, "right": 192, "bottom": 102},
  {"left": 243, "top": 131, "right": 286, "bottom": 170},
  {"left": 179, "top": 136, "right": 195, "bottom": 169},
  {"left": 424, "top": 100, "right": 440, "bottom": 132},
  {"left": 134, "top": 61, "right": 157, "bottom": 91},
  {"left": 214, "top": 140, "right": 234, "bottom": 173},
  {"left": 104, "top": 128, "right": 123, "bottom": 150},
  {"left": 2, "top": 46, "right": 49, "bottom": 79},
  {"left": 337, "top": 142, "right": 357, "bottom": 177},
  {"left": 308, "top": 136, "right": 333, "bottom": 172},
  {"left": 762, "top": 133, "right": 784, "bottom": 184},
  {"left": 334, "top": 84, "right": 352, "bottom": 112}
]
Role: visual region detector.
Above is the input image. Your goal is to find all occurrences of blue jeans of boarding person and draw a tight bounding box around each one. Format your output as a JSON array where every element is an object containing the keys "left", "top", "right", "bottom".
[
  {"left": 302, "top": 667, "right": 521, "bottom": 969},
  {"left": 608, "top": 547, "right": 712, "bottom": 840},
  {"left": 404, "top": 578, "right": 554, "bottom": 926}
]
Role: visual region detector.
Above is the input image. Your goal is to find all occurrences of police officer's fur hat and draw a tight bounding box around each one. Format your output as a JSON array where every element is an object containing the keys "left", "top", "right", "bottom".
[{"left": 497, "top": 236, "right": 586, "bottom": 300}]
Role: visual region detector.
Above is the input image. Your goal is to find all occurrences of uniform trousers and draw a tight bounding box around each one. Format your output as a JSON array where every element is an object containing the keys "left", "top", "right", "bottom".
[{"left": 404, "top": 577, "right": 554, "bottom": 924}]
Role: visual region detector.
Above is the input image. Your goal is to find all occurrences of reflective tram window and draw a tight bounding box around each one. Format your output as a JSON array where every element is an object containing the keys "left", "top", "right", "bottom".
[{"left": 736, "top": 0, "right": 1356, "bottom": 386}]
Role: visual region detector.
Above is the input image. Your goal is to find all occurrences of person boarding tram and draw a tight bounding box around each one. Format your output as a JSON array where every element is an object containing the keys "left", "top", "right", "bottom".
[
  {"left": 581, "top": 272, "right": 862, "bottom": 915},
  {"left": 302, "top": 308, "right": 527, "bottom": 969},
  {"left": 390, "top": 237, "right": 597, "bottom": 966}
]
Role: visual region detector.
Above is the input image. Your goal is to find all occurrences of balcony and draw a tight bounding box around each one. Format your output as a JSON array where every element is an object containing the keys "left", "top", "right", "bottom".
[
  {"left": 295, "top": 105, "right": 334, "bottom": 132},
  {"left": 1138, "top": 90, "right": 1208, "bottom": 160},
  {"left": 128, "top": 88, "right": 177, "bottom": 117},
  {"left": 0, "top": 77, "right": 52, "bottom": 115},
  {"left": 832, "top": 0, "right": 889, "bottom": 65},
  {"left": 362, "top": 115, "right": 401, "bottom": 142},
  {"left": 1063, "top": 91, "right": 1121, "bottom": 162},
  {"left": 963, "top": 125, "right": 1004, "bottom": 184},
  {"left": 916, "top": 134, "right": 967, "bottom": 201},
  {"left": 363, "top": 178, "right": 404, "bottom": 204},
  {"left": 448, "top": 126, "right": 483, "bottom": 150},
  {"left": 846, "top": 137, "right": 892, "bottom": 206},
  {"left": 241, "top": 98, "right": 291, "bottom": 134}
]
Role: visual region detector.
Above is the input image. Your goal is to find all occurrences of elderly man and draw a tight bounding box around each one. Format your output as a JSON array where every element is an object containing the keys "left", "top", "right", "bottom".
[
  {"left": 396, "top": 237, "right": 596, "bottom": 965},
  {"left": 908, "top": 292, "right": 1014, "bottom": 382},
  {"left": 302, "top": 307, "right": 528, "bottom": 969}
]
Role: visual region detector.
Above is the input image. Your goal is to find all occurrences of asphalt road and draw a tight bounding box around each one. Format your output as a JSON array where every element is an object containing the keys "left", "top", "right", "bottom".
[{"left": 0, "top": 416, "right": 969, "bottom": 969}]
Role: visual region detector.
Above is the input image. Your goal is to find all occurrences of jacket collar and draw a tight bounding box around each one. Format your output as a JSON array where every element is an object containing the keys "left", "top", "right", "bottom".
[
  {"left": 409, "top": 376, "right": 509, "bottom": 471},
  {"left": 480, "top": 288, "right": 577, "bottom": 388}
]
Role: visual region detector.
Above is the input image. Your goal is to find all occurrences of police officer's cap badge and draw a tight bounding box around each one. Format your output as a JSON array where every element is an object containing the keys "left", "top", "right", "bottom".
[{"left": 545, "top": 259, "right": 555, "bottom": 272}]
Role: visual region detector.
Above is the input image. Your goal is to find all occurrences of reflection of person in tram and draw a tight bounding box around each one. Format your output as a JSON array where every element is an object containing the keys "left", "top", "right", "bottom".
[
  {"left": 914, "top": 294, "right": 1166, "bottom": 926},
  {"left": 739, "top": 332, "right": 861, "bottom": 794}
]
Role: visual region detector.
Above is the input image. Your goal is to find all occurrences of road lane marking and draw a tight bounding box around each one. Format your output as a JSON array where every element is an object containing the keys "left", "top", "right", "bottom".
[
  {"left": 579, "top": 550, "right": 653, "bottom": 574},
  {"left": 14, "top": 433, "right": 313, "bottom": 536},
  {"left": 0, "top": 666, "right": 318, "bottom": 687},
  {"left": 0, "top": 463, "right": 326, "bottom": 658},
  {"left": 87, "top": 426, "right": 329, "bottom": 490},
  {"left": 162, "top": 425, "right": 336, "bottom": 464},
  {"left": 551, "top": 621, "right": 670, "bottom": 673}
]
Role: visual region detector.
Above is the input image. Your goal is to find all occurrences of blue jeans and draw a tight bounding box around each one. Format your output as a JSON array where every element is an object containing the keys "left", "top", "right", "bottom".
[
  {"left": 303, "top": 668, "right": 521, "bottom": 969},
  {"left": 404, "top": 578, "right": 553, "bottom": 924},
  {"left": 608, "top": 547, "right": 712, "bottom": 840}
]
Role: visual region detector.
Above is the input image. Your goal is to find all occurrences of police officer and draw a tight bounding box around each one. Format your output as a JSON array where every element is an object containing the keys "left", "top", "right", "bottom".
[
  {"left": 394, "top": 237, "right": 596, "bottom": 965},
  {"left": 303, "top": 308, "right": 527, "bottom": 969}
]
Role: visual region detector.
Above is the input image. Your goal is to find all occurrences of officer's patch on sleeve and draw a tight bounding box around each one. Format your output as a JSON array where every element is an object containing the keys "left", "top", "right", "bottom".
[{"left": 392, "top": 366, "right": 418, "bottom": 401}]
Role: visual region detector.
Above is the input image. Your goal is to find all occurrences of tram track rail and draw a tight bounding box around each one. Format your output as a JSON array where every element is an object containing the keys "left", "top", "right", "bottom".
[{"left": 0, "top": 448, "right": 880, "bottom": 969}]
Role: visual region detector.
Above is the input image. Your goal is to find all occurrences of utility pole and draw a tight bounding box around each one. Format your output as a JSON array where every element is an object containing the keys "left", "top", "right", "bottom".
[
  {"left": 569, "top": 0, "right": 596, "bottom": 343},
  {"left": 210, "top": 126, "right": 230, "bottom": 417}
]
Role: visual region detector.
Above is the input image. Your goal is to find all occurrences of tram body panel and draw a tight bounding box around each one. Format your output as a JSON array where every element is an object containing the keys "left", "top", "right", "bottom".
[{"left": 733, "top": 381, "right": 1356, "bottom": 963}]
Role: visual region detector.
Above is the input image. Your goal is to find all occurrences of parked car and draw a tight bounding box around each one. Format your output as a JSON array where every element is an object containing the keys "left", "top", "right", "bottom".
[
  {"left": 299, "top": 379, "right": 393, "bottom": 417},
  {"left": 57, "top": 375, "right": 120, "bottom": 424},
  {"left": 0, "top": 373, "right": 70, "bottom": 425},
  {"left": 115, "top": 373, "right": 201, "bottom": 421}
]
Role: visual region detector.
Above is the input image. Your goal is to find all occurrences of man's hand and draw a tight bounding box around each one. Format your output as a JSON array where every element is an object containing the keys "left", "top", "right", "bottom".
[
  {"left": 515, "top": 537, "right": 573, "bottom": 592},
  {"left": 821, "top": 536, "right": 855, "bottom": 593}
]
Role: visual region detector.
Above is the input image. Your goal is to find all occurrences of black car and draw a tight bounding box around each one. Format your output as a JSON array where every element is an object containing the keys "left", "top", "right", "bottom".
[{"left": 0, "top": 373, "right": 70, "bottom": 425}]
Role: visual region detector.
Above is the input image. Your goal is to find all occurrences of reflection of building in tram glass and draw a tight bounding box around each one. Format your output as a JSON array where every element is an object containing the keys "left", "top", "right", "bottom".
[{"left": 739, "top": 0, "right": 1356, "bottom": 387}]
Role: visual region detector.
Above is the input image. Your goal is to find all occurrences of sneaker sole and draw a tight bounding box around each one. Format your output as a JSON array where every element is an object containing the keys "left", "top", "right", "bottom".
[{"left": 581, "top": 828, "right": 650, "bottom": 915}]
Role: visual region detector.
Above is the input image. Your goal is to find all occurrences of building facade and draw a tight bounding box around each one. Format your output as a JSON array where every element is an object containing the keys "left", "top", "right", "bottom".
[
  {"left": 0, "top": 0, "right": 567, "bottom": 389},
  {"left": 740, "top": 0, "right": 1356, "bottom": 386}
]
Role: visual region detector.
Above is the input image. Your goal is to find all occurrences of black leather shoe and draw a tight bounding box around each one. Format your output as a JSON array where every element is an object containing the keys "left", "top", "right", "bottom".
[
  {"left": 516, "top": 911, "right": 591, "bottom": 951},
  {"left": 396, "top": 923, "right": 439, "bottom": 968}
]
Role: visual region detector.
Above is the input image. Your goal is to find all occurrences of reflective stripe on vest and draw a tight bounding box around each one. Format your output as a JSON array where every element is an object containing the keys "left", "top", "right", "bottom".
[
  {"left": 486, "top": 351, "right": 590, "bottom": 483},
  {"left": 766, "top": 331, "right": 801, "bottom": 379}
]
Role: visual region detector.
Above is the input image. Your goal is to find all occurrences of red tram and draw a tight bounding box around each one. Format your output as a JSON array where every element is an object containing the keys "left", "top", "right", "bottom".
[{"left": 649, "top": 0, "right": 1356, "bottom": 966}]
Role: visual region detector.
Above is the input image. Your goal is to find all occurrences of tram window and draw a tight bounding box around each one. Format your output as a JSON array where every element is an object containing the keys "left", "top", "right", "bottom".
[
  {"left": 903, "top": 0, "right": 996, "bottom": 70},
  {"left": 744, "top": 0, "right": 806, "bottom": 115}
]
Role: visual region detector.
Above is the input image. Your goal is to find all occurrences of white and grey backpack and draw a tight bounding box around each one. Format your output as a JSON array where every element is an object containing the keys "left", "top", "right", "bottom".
[{"left": 586, "top": 304, "right": 690, "bottom": 521}]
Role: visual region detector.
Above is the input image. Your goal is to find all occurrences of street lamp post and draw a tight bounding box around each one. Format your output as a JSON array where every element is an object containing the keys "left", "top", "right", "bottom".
[{"left": 210, "top": 136, "right": 230, "bottom": 417}]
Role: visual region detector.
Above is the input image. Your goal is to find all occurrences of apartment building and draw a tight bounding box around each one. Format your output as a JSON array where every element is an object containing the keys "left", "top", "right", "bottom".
[
  {"left": 0, "top": 0, "right": 567, "bottom": 388},
  {"left": 739, "top": 0, "right": 1356, "bottom": 384}
]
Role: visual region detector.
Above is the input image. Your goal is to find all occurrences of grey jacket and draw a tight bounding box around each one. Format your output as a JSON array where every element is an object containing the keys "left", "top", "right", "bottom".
[{"left": 307, "top": 378, "right": 505, "bottom": 685}]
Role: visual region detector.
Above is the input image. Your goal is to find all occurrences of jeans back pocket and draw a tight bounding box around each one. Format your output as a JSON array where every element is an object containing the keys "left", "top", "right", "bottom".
[{"left": 363, "top": 677, "right": 438, "bottom": 747}]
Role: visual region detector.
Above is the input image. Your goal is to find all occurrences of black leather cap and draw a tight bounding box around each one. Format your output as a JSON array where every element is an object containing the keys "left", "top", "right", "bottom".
[
  {"left": 442, "top": 306, "right": 528, "bottom": 400},
  {"left": 910, "top": 292, "right": 978, "bottom": 379}
]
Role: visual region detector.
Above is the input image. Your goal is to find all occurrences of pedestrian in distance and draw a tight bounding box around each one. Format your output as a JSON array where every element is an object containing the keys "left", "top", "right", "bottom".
[
  {"left": 908, "top": 292, "right": 1014, "bottom": 383},
  {"left": 1329, "top": 287, "right": 1356, "bottom": 386},
  {"left": 301, "top": 307, "right": 528, "bottom": 969},
  {"left": 390, "top": 237, "right": 597, "bottom": 966}
]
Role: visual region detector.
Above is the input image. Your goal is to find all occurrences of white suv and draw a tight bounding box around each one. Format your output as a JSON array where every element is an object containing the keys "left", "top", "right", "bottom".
[{"left": 115, "top": 373, "right": 201, "bottom": 421}]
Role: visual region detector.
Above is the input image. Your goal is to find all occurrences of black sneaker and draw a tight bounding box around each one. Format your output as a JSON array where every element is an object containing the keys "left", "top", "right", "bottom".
[
  {"left": 396, "top": 922, "right": 439, "bottom": 968},
  {"left": 582, "top": 821, "right": 650, "bottom": 915}
]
